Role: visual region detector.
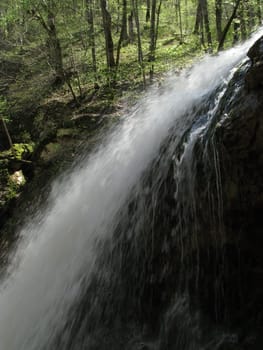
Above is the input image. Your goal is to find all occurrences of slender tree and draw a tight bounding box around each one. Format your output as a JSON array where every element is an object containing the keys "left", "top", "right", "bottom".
[
  {"left": 128, "top": 10, "right": 134, "bottom": 43},
  {"left": 86, "top": 0, "right": 97, "bottom": 85},
  {"left": 194, "top": 0, "right": 212, "bottom": 49},
  {"left": 184, "top": 0, "right": 189, "bottom": 31},
  {"left": 0, "top": 98, "right": 12, "bottom": 148},
  {"left": 24, "top": 0, "right": 64, "bottom": 81},
  {"left": 155, "top": 0, "right": 162, "bottom": 48},
  {"left": 176, "top": 0, "right": 183, "bottom": 43},
  {"left": 247, "top": 1, "right": 255, "bottom": 30},
  {"left": 194, "top": 0, "right": 202, "bottom": 34},
  {"left": 1, "top": 117, "right": 13, "bottom": 149},
  {"left": 239, "top": 0, "right": 248, "bottom": 40},
  {"left": 257, "top": 0, "right": 262, "bottom": 24},
  {"left": 146, "top": 0, "right": 151, "bottom": 22},
  {"left": 218, "top": 0, "right": 242, "bottom": 51},
  {"left": 116, "top": 0, "right": 129, "bottom": 69},
  {"left": 215, "top": 0, "right": 222, "bottom": 42},
  {"left": 149, "top": 0, "right": 157, "bottom": 63},
  {"left": 233, "top": 19, "right": 240, "bottom": 44},
  {"left": 100, "top": 0, "right": 115, "bottom": 70},
  {"left": 30, "top": 3, "right": 64, "bottom": 81},
  {"left": 201, "top": 0, "right": 212, "bottom": 49},
  {"left": 132, "top": 0, "right": 146, "bottom": 86},
  {"left": 149, "top": 0, "right": 163, "bottom": 79}
]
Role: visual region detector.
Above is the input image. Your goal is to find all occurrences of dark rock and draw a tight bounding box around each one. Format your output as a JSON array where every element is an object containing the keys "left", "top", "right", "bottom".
[
  {"left": 212, "top": 55, "right": 263, "bottom": 348},
  {"left": 245, "top": 36, "right": 263, "bottom": 90},
  {"left": 247, "top": 36, "right": 263, "bottom": 62},
  {"left": 245, "top": 62, "right": 263, "bottom": 90}
]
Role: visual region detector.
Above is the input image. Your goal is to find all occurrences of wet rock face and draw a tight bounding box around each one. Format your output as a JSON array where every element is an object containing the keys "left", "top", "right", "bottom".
[
  {"left": 245, "top": 36, "right": 263, "bottom": 90},
  {"left": 213, "top": 40, "right": 263, "bottom": 348},
  {"left": 247, "top": 36, "right": 263, "bottom": 62}
]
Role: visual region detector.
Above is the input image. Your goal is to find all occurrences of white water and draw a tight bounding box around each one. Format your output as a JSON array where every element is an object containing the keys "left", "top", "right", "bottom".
[{"left": 0, "top": 31, "right": 262, "bottom": 349}]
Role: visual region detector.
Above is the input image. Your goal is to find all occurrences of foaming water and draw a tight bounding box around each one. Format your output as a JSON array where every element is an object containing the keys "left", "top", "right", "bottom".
[{"left": 0, "top": 30, "right": 262, "bottom": 349}]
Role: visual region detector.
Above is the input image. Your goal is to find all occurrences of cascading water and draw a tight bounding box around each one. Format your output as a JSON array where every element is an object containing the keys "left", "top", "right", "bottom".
[{"left": 0, "top": 30, "right": 262, "bottom": 350}]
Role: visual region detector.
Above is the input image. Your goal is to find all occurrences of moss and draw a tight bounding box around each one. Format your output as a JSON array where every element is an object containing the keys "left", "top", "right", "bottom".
[
  {"left": 0, "top": 143, "right": 35, "bottom": 161},
  {"left": 57, "top": 128, "right": 78, "bottom": 138},
  {"left": 12, "top": 143, "right": 34, "bottom": 159},
  {"left": 40, "top": 142, "right": 62, "bottom": 162}
]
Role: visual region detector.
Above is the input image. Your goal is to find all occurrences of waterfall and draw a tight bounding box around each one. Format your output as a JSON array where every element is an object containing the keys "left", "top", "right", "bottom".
[{"left": 0, "top": 30, "right": 262, "bottom": 350}]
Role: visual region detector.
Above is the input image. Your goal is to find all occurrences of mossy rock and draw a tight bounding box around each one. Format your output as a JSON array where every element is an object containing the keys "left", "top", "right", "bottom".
[
  {"left": 12, "top": 143, "right": 34, "bottom": 160},
  {"left": 40, "top": 142, "right": 62, "bottom": 162},
  {"left": 0, "top": 143, "right": 34, "bottom": 161},
  {"left": 57, "top": 128, "right": 78, "bottom": 138}
]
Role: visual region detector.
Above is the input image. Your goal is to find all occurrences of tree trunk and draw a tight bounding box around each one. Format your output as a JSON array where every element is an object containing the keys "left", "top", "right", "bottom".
[
  {"left": 215, "top": 0, "right": 222, "bottom": 42},
  {"left": 121, "top": 0, "right": 129, "bottom": 42},
  {"left": 177, "top": 0, "right": 183, "bottom": 43},
  {"left": 128, "top": 11, "right": 134, "bottom": 43},
  {"left": 72, "top": 0, "right": 78, "bottom": 11},
  {"left": 146, "top": 0, "right": 151, "bottom": 22},
  {"left": 257, "top": 0, "right": 262, "bottom": 24},
  {"left": 194, "top": 0, "right": 211, "bottom": 48},
  {"left": 116, "top": 0, "right": 129, "bottom": 69},
  {"left": 200, "top": 15, "right": 205, "bottom": 47},
  {"left": 155, "top": 0, "right": 162, "bottom": 48},
  {"left": 1, "top": 118, "right": 13, "bottom": 149},
  {"left": 132, "top": 0, "right": 146, "bottom": 87},
  {"left": 100, "top": 0, "right": 115, "bottom": 69},
  {"left": 46, "top": 11, "right": 64, "bottom": 81},
  {"left": 149, "top": 0, "right": 157, "bottom": 62},
  {"left": 247, "top": 3, "right": 255, "bottom": 31},
  {"left": 86, "top": 0, "right": 97, "bottom": 85},
  {"left": 194, "top": 1, "right": 202, "bottom": 34},
  {"left": 201, "top": 0, "right": 212, "bottom": 49},
  {"left": 233, "top": 20, "right": 240, "bottom": 44},
  {"left": 218, "top": 0, "right": 242, "bottom": 51},
  {"left": 184, "top": 0, "right": 189, "bottom": 30},
  {"left": 34, "top": 6, "right": 64, "bottom": 82},
  {"left": 239, "top": 0, "right": 247, "bottom": 40}
]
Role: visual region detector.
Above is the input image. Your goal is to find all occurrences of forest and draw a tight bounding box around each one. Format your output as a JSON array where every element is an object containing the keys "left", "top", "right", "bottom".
[
  {"left": 0, "top": 0, "right": 261, "bottom": 233},
  {"left": 0, "top": 0, "right": 261, "bottom": 230},
  {"left": 1, "top": 0, "right": 261, "bottom": 92}
]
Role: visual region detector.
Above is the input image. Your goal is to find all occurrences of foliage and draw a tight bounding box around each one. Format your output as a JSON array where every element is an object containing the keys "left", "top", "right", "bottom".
[
  {"left": 1, "top": 0, "right": 260, "bottom": 90},
  {"left": 0, "top": 0, "right": 261, "bottom": 231},
  {"left": 0, "top": 0, "right": 261, "bottom": 149}
]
